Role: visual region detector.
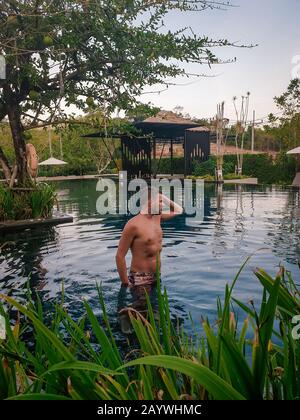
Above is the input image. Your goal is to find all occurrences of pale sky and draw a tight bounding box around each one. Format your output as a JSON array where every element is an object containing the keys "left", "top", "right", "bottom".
[{"left": 138, "top": 0, "right": 300, "bottom": 123}]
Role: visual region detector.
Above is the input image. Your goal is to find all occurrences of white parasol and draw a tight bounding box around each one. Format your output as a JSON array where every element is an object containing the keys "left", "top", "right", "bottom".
[
  {"left": 39, "top": 157, "right": 67, "bottom": 166},
  {"left": 287, "top": 146, "right": 300, "bottom": 155}
]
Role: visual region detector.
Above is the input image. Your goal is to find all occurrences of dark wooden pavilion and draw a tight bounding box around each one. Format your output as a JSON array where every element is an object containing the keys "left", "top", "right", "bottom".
[{"left": 83, "top": 111, "right": 210, "bottom": 178}]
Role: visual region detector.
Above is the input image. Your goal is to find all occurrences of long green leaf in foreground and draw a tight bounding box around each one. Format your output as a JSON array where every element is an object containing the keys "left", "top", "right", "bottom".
[
  {"left": 40, "top": 361, "right": 121, "bottom": 378},
  {"left": 120, "top": 355, "right": 246, "bottom": 400},
  {"left": 255, "top": 268, "right": 300, "bottom": 316},
  {"left": 252, "top": 276, "right": 280, "bottom": 396},
  {"left": 216, "top": 255, "right": 252, "bottom": 374},
  {"left": 220, "top": 334, "right": 261, "bottom": 400}
]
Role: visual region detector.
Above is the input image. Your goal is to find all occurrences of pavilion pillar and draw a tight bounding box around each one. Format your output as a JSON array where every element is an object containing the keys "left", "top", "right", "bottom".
[
  {"left": 170, "top": 139, "right": 173, "bottom": 176},
  {"left": 184, "top": 132, "right": 187, "bottom": 178},
  {"left": 153, "top": 138, "right": 156, "bottom": 178}
]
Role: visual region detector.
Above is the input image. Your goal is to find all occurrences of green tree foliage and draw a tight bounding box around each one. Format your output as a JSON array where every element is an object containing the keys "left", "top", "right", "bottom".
[
  {"left": 125, "top": 103, "right": 160, "bottom": 122},
  {"left": 275, "top": 78, "right": 300, "bottom": 116},
  {"left": 264, "top": 79, "right": 300, "bottom": 150}
]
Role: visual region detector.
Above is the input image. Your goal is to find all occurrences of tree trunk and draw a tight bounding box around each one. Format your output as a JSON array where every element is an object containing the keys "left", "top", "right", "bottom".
[
  {"left": 0, "top": 145, "right": 12, "bottom": 182},
  {"left": 6, "top": 102, "right": 28, "bottom": 185}
]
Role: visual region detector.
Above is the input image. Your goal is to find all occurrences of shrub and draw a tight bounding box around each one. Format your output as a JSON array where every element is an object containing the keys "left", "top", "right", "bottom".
[
  {"left": 0, "top": 186, "right": 14, "bottom": 220},
  {"left": 154, "top": 157, "right": 185, "bottom": 174},
  {"left": 193, "top": 157, "right": 216, "bottom": 177},
  {"left": 192, "top": 154, "right": 296, "bottom": 184},
  {"left": 30, "top": 183, "right": 57, "bottom": 219},
  {"left": 0, "top": 183, "right": 56, "bottom": 222}
]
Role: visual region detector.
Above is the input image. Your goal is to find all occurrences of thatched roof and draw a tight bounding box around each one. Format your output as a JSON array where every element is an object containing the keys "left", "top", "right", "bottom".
[
  {"left": 143, "top": 110, "right": 199, "bottom": 126},
  {"left": 186, "top": 126, "right": 210, "bottom": 132}
]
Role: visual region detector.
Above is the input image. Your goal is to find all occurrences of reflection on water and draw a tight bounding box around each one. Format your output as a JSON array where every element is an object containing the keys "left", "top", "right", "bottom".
[
  {"left": 117, "top": 282, "right": 159, "bottom": 335},
  {"left": 0, "top": 180, "right": 299, "bottom": 338}
]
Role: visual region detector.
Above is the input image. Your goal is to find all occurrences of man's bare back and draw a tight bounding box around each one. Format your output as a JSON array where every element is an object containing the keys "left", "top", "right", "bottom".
[{"left": 116, "top": 192, "right": 183, "bottom": 286}]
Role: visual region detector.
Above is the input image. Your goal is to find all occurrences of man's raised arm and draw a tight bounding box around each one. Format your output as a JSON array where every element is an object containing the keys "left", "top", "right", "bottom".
[{"left": 160, "top": 193, "right": 183, "bottom": 220}]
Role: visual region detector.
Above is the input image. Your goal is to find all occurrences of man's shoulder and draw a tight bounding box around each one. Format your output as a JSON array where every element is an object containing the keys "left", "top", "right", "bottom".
[{"left": 124, "top": 216, "right": 140, "bottom": 232}]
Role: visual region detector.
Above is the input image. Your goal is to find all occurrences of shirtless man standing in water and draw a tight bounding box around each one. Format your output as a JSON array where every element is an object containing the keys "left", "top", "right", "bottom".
[{"left": 116, "top": 190, "right": 183, "bottom": 287}]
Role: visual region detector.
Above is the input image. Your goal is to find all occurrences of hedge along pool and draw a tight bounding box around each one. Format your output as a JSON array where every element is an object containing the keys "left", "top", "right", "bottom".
[{"left": 0, "top": 179, "right": 299, "bottom": 340}]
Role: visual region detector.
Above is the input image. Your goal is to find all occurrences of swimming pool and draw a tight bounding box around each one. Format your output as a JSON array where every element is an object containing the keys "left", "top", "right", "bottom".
[{"left": 0, "top": 180, "right": 299, "bottom": 336}]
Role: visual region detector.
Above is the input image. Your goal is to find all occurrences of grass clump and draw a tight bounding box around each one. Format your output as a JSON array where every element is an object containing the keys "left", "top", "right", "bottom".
[{"left": 0, "top": 183, "right": 56, "bottom": 222}]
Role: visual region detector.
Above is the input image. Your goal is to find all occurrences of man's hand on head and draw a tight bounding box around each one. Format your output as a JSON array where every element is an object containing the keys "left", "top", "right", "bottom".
[{"left": 159, "top": 193, "right": 183, "bottom": 220}]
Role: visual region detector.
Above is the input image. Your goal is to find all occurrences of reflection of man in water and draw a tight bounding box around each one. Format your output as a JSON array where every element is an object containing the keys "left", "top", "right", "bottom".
[
  {"left": 117, "top": 279, "right": 159, "bottom": 334},
  {"left": 116, "top": 189, "right": 183, "bottom": 287}
]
